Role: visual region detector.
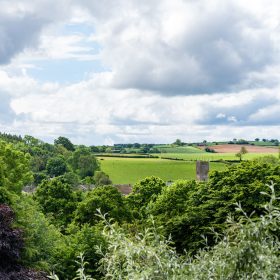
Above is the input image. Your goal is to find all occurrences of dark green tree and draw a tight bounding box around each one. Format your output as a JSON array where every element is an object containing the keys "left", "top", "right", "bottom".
[
  {"left": 46, "top": 157, "right": 68, "bottom": 177},
  {"left": 34, "top": 177, "right": 80, "bottom": 227},
  {"left": 74, "top": 185, "right": 129, "bottom": 226},
  {"left": 68, "top": 147, "right": 99, "bottom": 179},
  {"left": 94, "top": 171, "right": 112, "bottom": 186},
  {"left": 54, "top": 136, "right": 75, "bottom": 151}
]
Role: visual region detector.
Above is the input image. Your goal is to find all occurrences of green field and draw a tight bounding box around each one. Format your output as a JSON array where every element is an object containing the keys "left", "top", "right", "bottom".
[
  {"left": 155, "top": 145, "right": 203, "bottom": 153},
  {"left": 157, "top": 152, "right": 278, "bottom": 161},
  {"left": 99, "top": 157, "right": 226, "bottom": 184}
]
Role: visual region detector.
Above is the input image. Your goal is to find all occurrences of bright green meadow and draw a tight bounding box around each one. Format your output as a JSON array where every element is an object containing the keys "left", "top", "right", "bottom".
[
  {"left": 157, "top": 152, "right": 278, "bottom": 161},
  {"left": 99, "top": 157, "right": 226, "bottom": 184}
]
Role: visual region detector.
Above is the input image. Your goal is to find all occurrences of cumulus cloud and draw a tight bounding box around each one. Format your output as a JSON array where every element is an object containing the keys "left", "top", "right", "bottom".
[
  {"left": 0, "top": 0, "right": 78, "bottom": 64},
  {"left": 79, "top": 0, "right": 280, "bottom": 95},
  {"left": 198, "top": 89, "right": 280, "bottom": 125},
  {"left": 0, "top": 0, "right": 279, "bottom": 143},
  {"left": 0, "top": 91, "right": 18, "bottom": 123}
]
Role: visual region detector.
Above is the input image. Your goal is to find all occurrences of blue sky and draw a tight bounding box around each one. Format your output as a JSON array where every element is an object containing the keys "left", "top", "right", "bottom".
[{"left": 0, "top": 0, "right": 279, "bottom": 145}]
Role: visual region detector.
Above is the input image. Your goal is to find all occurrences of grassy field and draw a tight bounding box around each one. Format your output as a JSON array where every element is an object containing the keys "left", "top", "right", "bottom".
[
  {"left": 154, "top": 145, "right": 203, "bottom": 153},
  {"left": 157, "top": 152, "right": 278, "bottom": 161},
  {"left": 99, "top": 157, "right": 226, "bottom": 184}
]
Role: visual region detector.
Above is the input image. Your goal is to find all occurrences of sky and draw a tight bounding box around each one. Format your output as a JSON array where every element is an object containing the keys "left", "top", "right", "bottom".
[{"left": 0, "top": 0, "right": 280, "bottom": 145}]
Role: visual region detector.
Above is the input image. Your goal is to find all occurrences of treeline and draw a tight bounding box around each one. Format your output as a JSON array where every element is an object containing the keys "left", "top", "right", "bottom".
[
  {"left": 0, "top": 135, "right": 280, "bottom": 278},
  {"left": 0, "top": 134, "right": 111, "bottom": 188}
]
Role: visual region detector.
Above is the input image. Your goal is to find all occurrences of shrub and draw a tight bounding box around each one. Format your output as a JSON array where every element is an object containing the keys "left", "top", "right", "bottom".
[
  {"left": 34, "top": 177, "right": 81, "bottom": 228},
  {"left": 74, "top": 185, "right": 130, "bottom": 226},
  {"left": 0, "top": 203, "right": 48, "bottom": 279}
]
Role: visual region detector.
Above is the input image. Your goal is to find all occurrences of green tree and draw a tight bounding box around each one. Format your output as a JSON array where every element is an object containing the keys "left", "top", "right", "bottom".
[
  {"left": 146, "top": 161, "right": 280, "bottom": 253},
  {"left": 173, "top": 139, "right": 183, "bottom": 146},
  {"left": 68, "top": 148, "right": 99, "bottom": 179},
  {"left": 127, "top": 176, "right": 166, "bottom": 218},
  {"left": 94, "top": 171, "right": 112, "bottom": 186},
  {"left": 54, "top": 136, "right": 75, "bottom": 151},
  {"left": 74, "top": 185, "right": 129, "bottom": 226},
  {"left": 0, "top": 141, "right": 32, "bottom": 194},
  {"left": 34, "top": 177, "right": 81, "bottom": 227},
  {"left": 53, "top": 224, "right": 106, "bottom": 279},
  {"left": 46, "top": 156, "right": 68, "bottom": 177},
  {"left": 235, "top": 146, "right": 248, "bottom": 161}
]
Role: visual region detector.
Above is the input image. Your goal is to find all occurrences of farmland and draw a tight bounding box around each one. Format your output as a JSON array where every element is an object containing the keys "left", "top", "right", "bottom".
[
  {"left": 99, "top": 157, "right": 226, "bottom": 184},
  {"left": 98, "top": 144, "right": 279, "bottom": 184},
  {"left": 157, "top": 152, "right": 278, "bottom": 161}
]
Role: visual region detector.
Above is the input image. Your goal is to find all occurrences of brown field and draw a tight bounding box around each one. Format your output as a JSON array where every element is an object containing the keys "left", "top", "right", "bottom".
[{"left": 208, "top": 144, "right": 279, "bottom": 153}]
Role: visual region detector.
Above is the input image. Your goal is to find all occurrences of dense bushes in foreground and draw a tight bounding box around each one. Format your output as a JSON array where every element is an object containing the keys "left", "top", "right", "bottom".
[{"left": 53, "top": 184, "right": 280, "bottom": 279}]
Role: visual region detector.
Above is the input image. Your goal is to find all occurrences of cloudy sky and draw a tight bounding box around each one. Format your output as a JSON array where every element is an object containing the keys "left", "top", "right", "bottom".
[{"left": 0, "top": 0, "right": 280, "bottom": 144}]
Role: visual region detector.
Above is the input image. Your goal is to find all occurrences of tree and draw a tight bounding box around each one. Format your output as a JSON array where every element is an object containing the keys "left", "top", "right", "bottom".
[
  {"left": 68, "top": 147, "right": 99, "bottom": 179},
  {"left": 74, "top": 185, "right": 129, "bottom": 226},
  {"left": 145, "top": 161, "right": 280, "bottom": 253},
  {"left": 54, "top": 136, "right": 75, "bottom": 151},
  {"left": 127, "top": 176, "right": 166, "bottom": 218},
  {"left": 173, "top": 139, "right": 183, "bottom": 146},
  {"left": 94, "top": 171, "right": 112, "bottom": 186},
  {"left": 235, "top": 146, "right": 248, "bottom": 161},
  {"left": 34, "top": 177, "right": 80, "bottom": 227},
  {"left": 46, "top": 157, "right": 68, "bottom": 177},
  {"left": 0, "top": 141, "right": 32, "bottom": 194}
]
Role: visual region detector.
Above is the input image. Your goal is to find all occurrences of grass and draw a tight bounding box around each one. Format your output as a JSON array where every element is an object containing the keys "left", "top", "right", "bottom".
[
  {"left": 99, "top": 157, "right": 226, "bottom": 184},
  {"left": 157, "top": 152, "right": 278, "bottom": 161},
  {"left": 154, "top": 145, "right": 203, "bottom": 153}
]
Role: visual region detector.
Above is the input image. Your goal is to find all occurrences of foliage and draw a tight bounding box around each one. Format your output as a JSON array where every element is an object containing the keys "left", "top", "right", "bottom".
[
  {"left": 94, "top": 171, "right": 112, "bottom": 187},
  {"left": 54, "top": 136, "right": 75, "bottom": 151},
  {"left": 46, "top": 156, "right": 68, "bottom": 177},
  {"left": 235, "top": 146, "right": 248, "bottom": 161},
  {"left": 68, "top": 148, "right": 100, "bottom": 179},
  {"left": 145, "top": 161, "right": 280, "bottom": 252},
  {"left": 0, "top": 203, "right": 48, "bottom": 279},
  {"left": 0, "top": 187, "right": 13, "bottom": 204},
  {"left": 128, "top": 176, "right": 166, "bottom": 210},
  {"left": 33, "top": 172, "right": 49, "bottom": 186},
  {"left": 0, "top": 140, "right": 33, "bottom": 193},
  {"left": 60, "top": 172, "right": 80, "bottom": 187},
  {"left": 52, "top": 224, "right": 106, "bottom": 279},
  {"left": 204, "top": 147, "right": 216, "bottom": 153},
  {"left": 92, "top": 185, "right": 280, "bottom": 279},
  {"left": 74, "top": 186, "right": 129, "bottom": 226},
  {"left": 186, "top": 185, "right": 280, "bottom": 279},
  {"left": 98, "top": 215, "right": 186, "bottom": 280},
  {"left": 12, "top": 195, "right": 63, "bottom": 271},
  {"left": 34, "top": 177, "right": 81, "bottom": 227}
]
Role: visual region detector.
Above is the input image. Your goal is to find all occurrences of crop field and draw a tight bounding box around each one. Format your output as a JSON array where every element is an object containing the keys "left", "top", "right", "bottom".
[
  {"left": 157, "top": 152, "right": 278, "bottom": 161},
  {"left": 155, "top": 145, "right": 203, "bottom": 153},
  {"left": 99, "top": 157, "right": 226, "bottom": 184}
]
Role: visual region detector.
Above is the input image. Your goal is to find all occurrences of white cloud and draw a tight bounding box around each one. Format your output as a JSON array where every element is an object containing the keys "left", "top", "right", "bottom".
[{"left": 0, "top": 0, "right": 279, "bottom": 144}]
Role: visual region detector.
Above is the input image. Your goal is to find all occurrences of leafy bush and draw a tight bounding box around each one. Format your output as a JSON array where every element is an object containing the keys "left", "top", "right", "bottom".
[
  {"left": 145, "top": 161, "right": 280, "bottom": 253},
  {"left": 46, "top": 156, "right": 68, "bottom": 177},
  {"left": 95, "top": 184, "right": 280, "bottom": 279},
  {"left": 34, "top": 177, "right": 81, "bottom": 228},
  {"left": 74, "top": 185, "right": 130, "bottom": 226},
  {"left": 0, "top": 203, "right": 48, "bottom": 279},
  {"left": 127, "top": 176, "right": 166, "bottom": 218},
  {"left": 13, "top": 195, "right": 63, "bottom": 271},
  {"left": 52, "top": 224, "right": 106, "bottom": 279},
  {"left": 0, "top": 140, "right": 33, "bottom": 193},
  {"left": 94, "top": 171, "right": 112, "bottom": 186}
]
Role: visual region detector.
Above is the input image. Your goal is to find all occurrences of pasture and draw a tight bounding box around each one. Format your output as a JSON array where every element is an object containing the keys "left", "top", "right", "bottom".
[
  {"left": 157, "top": 152, "right": 278, "bottom": 161},
  {"left": 99, "top": 157, "right": 226, "bottom": 184}
]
